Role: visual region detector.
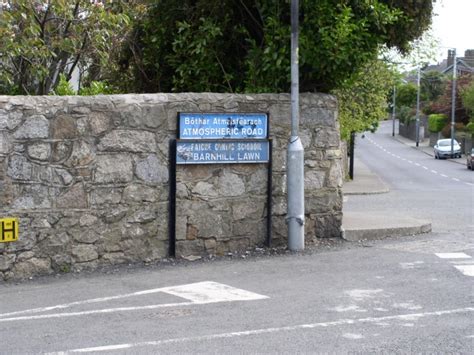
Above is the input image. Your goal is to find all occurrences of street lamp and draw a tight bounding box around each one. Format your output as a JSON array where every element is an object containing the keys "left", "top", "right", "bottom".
[
  {"left": 415, "top": 67, "right": 421, "bottom": 147},
  {"left": 450, "top": 49, "right": 457, "bottom": 157},
  {"left": 392, "top": 85, "right": 396, "bottom": 137},
  {"left": 287, "top": 0, "right": 305, "bottom": 251}
]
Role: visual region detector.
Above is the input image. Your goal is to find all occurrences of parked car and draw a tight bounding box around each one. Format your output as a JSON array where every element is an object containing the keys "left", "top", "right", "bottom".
[
  {"left": 434, "top": 139, "right": 462, "bottom": 159},
  {"left": 467, "top": 148, "right": 474, "bottom": 170}
]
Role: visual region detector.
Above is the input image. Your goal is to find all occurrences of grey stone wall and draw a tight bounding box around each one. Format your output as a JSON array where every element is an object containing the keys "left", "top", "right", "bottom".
[
  {"left": 399, "top": 116, "right": 429, "bottom": 141},
  {"left": 0, "top": 93, "right": 343, "bottom": 280}
]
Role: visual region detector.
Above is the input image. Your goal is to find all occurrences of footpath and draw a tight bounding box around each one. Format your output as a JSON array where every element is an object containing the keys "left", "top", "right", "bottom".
[{"left": 341, "top": 138, "right": 433, "bottom": 242}]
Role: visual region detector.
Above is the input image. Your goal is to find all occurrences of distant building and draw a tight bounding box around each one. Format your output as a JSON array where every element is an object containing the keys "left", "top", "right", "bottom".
[{"left": 425, "top": 49, "right": 474, "bottom": 76}]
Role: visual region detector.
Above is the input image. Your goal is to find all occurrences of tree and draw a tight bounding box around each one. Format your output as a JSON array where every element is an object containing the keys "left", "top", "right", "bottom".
[
  {"left": 431, "top": 74, "right": 474, "bottom": 126},
  {"left": 395, "top": 82, "right": 418, "bottom": 109},
  {"left": 0, "top": 0, "right": 135, "bottom": 95},
  {"left": 333, "top": 58, "right": 396, "bottom": 141},
  {"left": 421, "top": 70, "right": 447, "bottom": 102},
  {"left": 111, "top": 0, "right": 434, "bottom": 94},
  {"left": 461, "top": 80, "right": 474, "bottom": 120}
]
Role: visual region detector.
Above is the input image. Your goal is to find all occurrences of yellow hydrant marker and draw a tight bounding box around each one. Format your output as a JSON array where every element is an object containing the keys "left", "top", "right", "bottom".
[{"left": 0, "top": 218, "right": 19, "bottom": 242}]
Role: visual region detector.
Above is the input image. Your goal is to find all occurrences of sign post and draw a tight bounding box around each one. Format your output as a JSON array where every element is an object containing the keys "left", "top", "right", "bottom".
[{"left": 169, "top": 112, "right": 273, "bottom": 256}]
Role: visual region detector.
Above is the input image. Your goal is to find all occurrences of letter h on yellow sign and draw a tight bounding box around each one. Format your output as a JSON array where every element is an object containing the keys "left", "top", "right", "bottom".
[{"left": 0, "top": 218, "right": 19, "bottom": 243}]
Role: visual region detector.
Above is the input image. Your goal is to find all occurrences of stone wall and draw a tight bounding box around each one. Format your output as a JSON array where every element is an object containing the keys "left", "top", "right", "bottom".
[
  {"left": 399, "top": 116, "right": 429, "bottom": 141},
  {"left": 0, "top": 93, "right": 343, "bottom": 280}
]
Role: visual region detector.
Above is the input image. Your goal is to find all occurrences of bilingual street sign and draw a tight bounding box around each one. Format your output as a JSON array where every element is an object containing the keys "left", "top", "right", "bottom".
[
  {"left": 178, "top": 113, "right": 268, "bottom": 140},
  {"left": 176, "top": 140, "right": 269, "bottom": 165},
  {"left": 0, "top": 218, "right": 19, "bottom": 243}
]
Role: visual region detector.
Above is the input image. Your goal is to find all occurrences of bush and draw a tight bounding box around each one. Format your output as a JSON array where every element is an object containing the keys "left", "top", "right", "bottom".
[
  {"left": 428, "top": 114, "right": 447, "bottom": 133},
  {"left": 466, "top": 121, "right": 474, "bottom": 134},
  {"left": 441, "top": 122, "right": 466, "bottom": 138},
  {"left": 52, "top": 74, "right": 75, "bottom": 96},
  {"left": 398, "top": 105, "right": 415, "bottom": 125},
  {"left": 78, "top": 81, "right": 119, "bottom": 96},
  {"left": 396, "top": 83, "right": 418, "bottom": 110}
]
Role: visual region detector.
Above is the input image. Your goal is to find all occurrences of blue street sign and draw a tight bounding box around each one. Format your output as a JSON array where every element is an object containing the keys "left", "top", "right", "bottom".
[
  {"left": 176, "top": 140, "right": 270, "bottom": 165},
  {"left": 179, "top": 113, "right": 268, "bottom": 140}
]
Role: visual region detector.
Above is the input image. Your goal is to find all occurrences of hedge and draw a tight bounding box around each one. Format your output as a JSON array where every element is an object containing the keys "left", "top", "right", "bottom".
[{"left": 428, "top": 113, "right": 448, "bottom": 133}]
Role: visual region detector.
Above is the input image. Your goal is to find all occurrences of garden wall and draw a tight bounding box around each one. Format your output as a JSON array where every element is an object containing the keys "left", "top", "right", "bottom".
[{"left": 0, "top": 93, "right": 343, "bottom": 280}]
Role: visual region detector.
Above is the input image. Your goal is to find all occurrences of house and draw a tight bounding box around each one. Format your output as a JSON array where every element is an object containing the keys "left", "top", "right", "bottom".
[{"left": 442, "top": 49, "right": 474, "bottom": 76}]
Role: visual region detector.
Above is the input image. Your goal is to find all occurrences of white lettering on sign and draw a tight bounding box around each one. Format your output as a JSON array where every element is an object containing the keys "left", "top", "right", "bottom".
[
  {"left": 237, "top": 142, "right": 262, "bottom": 151},
  {"left": 184, "top": 117, "right": 209, "bottom": 125}
]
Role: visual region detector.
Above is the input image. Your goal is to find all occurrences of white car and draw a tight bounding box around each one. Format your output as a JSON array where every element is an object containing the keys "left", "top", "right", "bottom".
[{"left": 434, "top": 139, "right": 462, "bottom": 159}]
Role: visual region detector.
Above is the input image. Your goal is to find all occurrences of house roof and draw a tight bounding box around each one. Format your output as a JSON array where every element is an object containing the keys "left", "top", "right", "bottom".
[{"left": 442, "top": 58, "right": 474, "bottom": 75}]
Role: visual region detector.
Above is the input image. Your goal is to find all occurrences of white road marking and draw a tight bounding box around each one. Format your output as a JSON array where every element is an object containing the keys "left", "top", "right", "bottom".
[
  {"left": 450, "top": 260, "right": 474, "bottom": 265},
  {"left": 48, "top": 307, "right": 474, "bottom": 354},
  {"left": 452, "top": 178, "right": 460, "bottom": 182},
  {"left": 422, "top": 166, "right": 428, "bottom": 170},
  {"left": 0, "top": 302, "right": 197, "bottom": 323},
  {"left": 408, "top": 160, "right": 413, "bottom": 164},
  {"left": 160, "top": 281, "right": 268, "bottom": 303},
  {"left": 400, "top": 261, "right": 424, "bottom": 269},
  {"left": 392, "top": 302, "right": 423, "bottom": 311},
  {"left": 415, "top": 163, "right": 421, "bottom": 166},
  {"left": 342, "top": 333, "right": 364, "bottom": 339},
  {"left": 434, "top": 253, "right": 474, "bottom": 277},
  {"left": 454, "top": 265, "right": 474, "bottom": 277},
  {"left": 345, "top": 289, "right": 385, "bottom": 301},
  {"left": 0, "top": 281, "right": 268, "bottom": 322},
  {"left": 431, "top": 170, "right": 437, "bottom": 174},
  {"left": 435, "top": 253, "right": 471, "bottom": 259},
  {"left": 440, "top": 174, "right": 448, "bottom": 178},
  {"left": 466, "top": 182, "right": 473, "bottom": 186}
]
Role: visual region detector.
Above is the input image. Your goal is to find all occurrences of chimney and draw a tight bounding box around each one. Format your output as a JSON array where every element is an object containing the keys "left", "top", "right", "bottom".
[
  {"left": 465, "top": 49, "right": 474, "bottom": 58},
  {"left": 447, "top": 49, "right": 455, "bottom": 67}
]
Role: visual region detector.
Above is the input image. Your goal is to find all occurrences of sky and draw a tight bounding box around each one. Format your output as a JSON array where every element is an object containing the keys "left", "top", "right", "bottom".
[{"left": 431, "top": 0, "right": 474, "bottom": 63}]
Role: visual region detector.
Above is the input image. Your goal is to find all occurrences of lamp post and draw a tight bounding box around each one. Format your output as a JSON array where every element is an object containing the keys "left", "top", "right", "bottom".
[
  {"left": 450, "top": 49, "right": 457, "bottom": 157},
  {"left": 287, "top": 0, "right": 305, "bottom": 251},
  {"left": 415, "top": 67, "right": 421, "bottom": 147},
  {"left": 392, "top": 85, "right": 396, "bottom": 137}
]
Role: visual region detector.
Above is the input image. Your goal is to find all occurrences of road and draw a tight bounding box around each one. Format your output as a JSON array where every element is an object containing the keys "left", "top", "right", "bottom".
[
  {"left": 1, "top": 121, "right": 473, "bottom": 354},
  {"left": 350, "top": 121, "right": 473, "bottom": 235}
]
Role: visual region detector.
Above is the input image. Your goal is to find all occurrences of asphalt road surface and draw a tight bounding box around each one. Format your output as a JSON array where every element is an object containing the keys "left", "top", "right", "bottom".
[{"left": 1, "top": 121, "right": 473, "bottom": 354}]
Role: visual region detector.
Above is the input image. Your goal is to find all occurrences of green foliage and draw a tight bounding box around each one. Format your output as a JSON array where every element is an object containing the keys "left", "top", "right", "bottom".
[
  {"left": 168, "top": 18, "right": 232, "bottom": 92},
  {"left": 430, "top": 74, "right": 474, "bottom": 125},
  {"left": 428, "top": 114, "right": 447, "bottom": 133},
  {"left": 396, "top": 82, "right": 417, "bottom": 109},
  {"left": 334, "top": 58, "right": 396, "bottom": 141},
  {"left": 53, "top": 74, "right": 76, "bottom": 96},
  {"left": 466, "top": 121, "right": 474, "bottom": 134},
  {"left": 0, "top": 0, "right": 134, "bottom": 95},
  {"left": 112, "top": 0, "right": 433, "bottom": 94},
  {"left": 441, "top": 122, "right": 466, "bottom": 139},
  {"left": 398, "top": 106, "right": 415, "bottom": 125},
  {"left": 461, "top": 80, "right": 474, "bottom": 119},
  {"left": 78, "top": 81, "right": 119, "bottom": 96},
  {"left": 421, "top": 71, "right": 447, "bottom": 102},
  {"left": 51, "top": 75, "right": 119, "bottom": 96}
]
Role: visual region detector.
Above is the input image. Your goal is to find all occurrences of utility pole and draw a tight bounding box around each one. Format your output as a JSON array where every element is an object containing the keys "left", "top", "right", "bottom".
[
  {"left": 287, "top": 0, "right": 304, "bottom": 251},
  {"left": 415, "top": 67, "right": 421, "bottom": 147},
  {"left": 392, "top": 86, "right": 396, "bottom": 137},
  {"left": 451, "top": 49, "right": 457, "bottom": 157}
]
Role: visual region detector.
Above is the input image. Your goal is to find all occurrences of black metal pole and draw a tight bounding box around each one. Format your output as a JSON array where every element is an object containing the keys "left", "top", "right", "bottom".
[
  {"left": 266, "top": 139, "right": 273, "bottom": 247},
  {"left": 168, "top": 139, "right": 177, "bottom": 258},
  {"left": 349, "top": 132, "right": 355, "bottom": 180}
]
